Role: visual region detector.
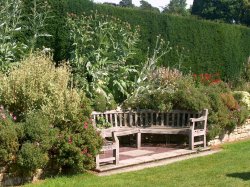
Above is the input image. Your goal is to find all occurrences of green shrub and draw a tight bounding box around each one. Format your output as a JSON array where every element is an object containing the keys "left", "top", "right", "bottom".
[
  {"left": 125, "top": 66, "right": 249, "bottom": 139},
  {"left": 233, "top": 91, "right": 250, "bottom": 110},
  {"left": 124, "top": 41, "right": 178, "bottom": 111},
  {"left": 172, "top": 77, "right": 210, "bottom": 111},
  {"left": 22, "top": 112, "right": 58, "bottom": 151},
  {"left": 0, "top": 107, "right": 20, "bottom": 166},
  {"left": 0, "top": 53, "right": 91, "bottom": 126},
  {"left": 96, "top": 117, "right": 112, "bottom": 129},
  {"left": 17, "top": 143, "right": 48, "bottom": 174},
  {"left": 52, "top": 119, "right": 103, "bottom": 173},
  {"left": 92, "top": 92, "right": 117, "bottom": 112},
  {"left": 220, "top": 93, "right": 239, "bottom": 110},
  {"left": 0, "top": 54, "right": 103, "bottom": 176}
]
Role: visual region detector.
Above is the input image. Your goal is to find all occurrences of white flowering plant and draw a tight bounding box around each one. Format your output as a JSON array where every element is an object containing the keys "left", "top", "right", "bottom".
[{"left": 233, "top": 91, "right": 250, "bottom": 110}]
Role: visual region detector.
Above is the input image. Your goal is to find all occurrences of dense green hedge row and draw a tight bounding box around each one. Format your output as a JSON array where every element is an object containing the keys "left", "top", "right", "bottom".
[
  {"left": 43, "top": 0, "right": 250, "bottom": 80},
  {"left": 93, "top": 4, "right": 250, "bottom": 80}
]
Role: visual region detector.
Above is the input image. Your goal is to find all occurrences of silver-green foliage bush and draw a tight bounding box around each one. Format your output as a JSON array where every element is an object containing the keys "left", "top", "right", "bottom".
[
  {"left": 0, "top": 54, "right": 103, "bottom": 176},
  {"left": 0, "top": 54, "right": 87, "bottom": 125}
]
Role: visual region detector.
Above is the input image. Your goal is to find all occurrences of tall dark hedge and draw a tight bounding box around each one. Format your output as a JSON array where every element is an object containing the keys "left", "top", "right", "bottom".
[{"left": 34, "top": 0, "right": 250, "bottom": 80}]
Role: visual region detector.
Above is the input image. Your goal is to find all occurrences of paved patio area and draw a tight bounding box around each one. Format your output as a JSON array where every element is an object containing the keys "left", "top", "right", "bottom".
[{"left": 96, "top": 144, "right": 211, "bottom": 172}]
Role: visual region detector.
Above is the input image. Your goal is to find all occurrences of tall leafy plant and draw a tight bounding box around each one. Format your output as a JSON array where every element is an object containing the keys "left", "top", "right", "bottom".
[
  {"left": 0, "top": 0, "right": 52, "bottom": 72},
  {"left": 124, "top": 36, "right": 176, "bottom": 111},
  {"left": 67, "top": 11, "right": 140, "bottom": 103},
  {"left": 22, "top": 0, "right": 52, "bottom": 54},
  {"left": 0, "top": 0, "right": 26, "bottom": 71}
]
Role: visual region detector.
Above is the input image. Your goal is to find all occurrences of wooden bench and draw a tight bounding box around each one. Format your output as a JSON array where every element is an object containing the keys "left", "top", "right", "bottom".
[{"left": 92, "top": 109, "right": 208, "bottom": 169}]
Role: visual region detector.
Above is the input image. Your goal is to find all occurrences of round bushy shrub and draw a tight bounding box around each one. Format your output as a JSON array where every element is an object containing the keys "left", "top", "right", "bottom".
[
  {"left": 17, "top": 143, "right": 48, "bottom": 173},
  {"left": 0, "top": 54, "right": 103, "bottom": 176},
  {"left": 92, "top": 92, "right": 117, "bottom": 112},
  {"left": 172, "top": 77, "right": 210, "bottom": 111},
  {"left": 233, "top": 91, "right": 250, "bottom": 110},
  {"left": 125, "top": 66, "right": 249, "bottom": 139},
  {"left": 15, "top": 112, "right": 57, "bottom": 175},
  {"left": 0, "top": 54, "right": 89, "bottom": 124},
  {"left": 51, "top": 119, "right": 103, "bottom": 173},
  {"left": 23, "top": 112, "right": 58, "bottom": 150},
  {"left": 125, "top": 67, "right": 181, "bottom": 111},
  {"left": 0, "top": 107, "right": 20, "bottom": 166}
]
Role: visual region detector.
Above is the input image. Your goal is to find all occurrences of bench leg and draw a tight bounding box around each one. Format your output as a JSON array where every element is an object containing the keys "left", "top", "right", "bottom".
[
  {"left": 203, "top": 134, "right": 206, "bottom": 148},
  {"left": 189, "top": 130, "right": 194, "bottom": 150},
  {"left": 96, "top": 154, "right": 100, "bottom": 170},
  {"left": 113, "top": 140, "right": 119, "bottom": 165},
  {"left": 137, "top": 132, "right": 141, "bottom": 149}
]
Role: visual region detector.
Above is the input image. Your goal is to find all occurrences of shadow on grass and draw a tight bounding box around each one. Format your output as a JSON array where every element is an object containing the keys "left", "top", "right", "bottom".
[{"left": 227, "top": 172, "right": 250, "bottom": 181}]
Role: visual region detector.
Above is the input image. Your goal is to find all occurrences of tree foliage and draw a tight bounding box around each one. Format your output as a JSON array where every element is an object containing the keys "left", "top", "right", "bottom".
[
  {"left": 119, "top": 0, "right": 134, "bottom": 7},
  {"left": 139, "top": 0, "right": 160, "bottom": 13},
  {"left": 192, "top": 0, "right": 250, "bottom": 25},
  {"left": 163, "top": 0, "right": 189, "bottom": 16}
]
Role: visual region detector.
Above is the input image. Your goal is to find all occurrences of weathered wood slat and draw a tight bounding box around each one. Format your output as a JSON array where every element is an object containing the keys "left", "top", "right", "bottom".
[
  {"left": 166, "top": 113, "right": 169, "bottom": 127},
  {"left": 99, "top": 157, "right": 116, "bottom": 163},
  {"left": 161, "top": 113, "right": 164, "bottom": 126},
  {"left": 145, "top": 112, "right": 148, "bottom": 127},
  {"left": 194, "top": 141, "right": 204, "bottom": 146},
  {"left": 119, "top": 113, "right": 122, "bottom": 127},
  {"left": 135, "top": 112, "right": 138, "bottom": 127},
  {"left": 91, "top": 109, "right": 207, "bottom": 130},
  {"left": 140, "top": 112, "right": 144, "bottom": 127},
  {"left": 124, "top": 113, "right": 127, "bottom": 127},
  {"left": 110, "top": 114, "right": 113, "bottom": 126},
  {"left": 114, "top": 113, "right": 118, "bottom": 127},
  {"left": 172, "top": 113, "right": 175, "bottom": 127},
  {"left": 194, "top": 130, "right": 206, "bottom": 136},
  {"left": 155, "top": 112, "right": 159, "bottom": 126},
  {"left": 182, "top": 113, "right": 185, "bottom": 127},
  {"left": 140, "top": 127, "right": 189, "bottom": 135},
  {"left": 151, "top": 112, "right": 154, "bottom": 126},
  {"left": 177, "top": 113, "right": 180, "bottom": 127},
  {"left": 94, "top": 108, "right": 208, "bottom": 170},
  {"left": 129, "top": 112, "right": 132, "bottom": 127}
]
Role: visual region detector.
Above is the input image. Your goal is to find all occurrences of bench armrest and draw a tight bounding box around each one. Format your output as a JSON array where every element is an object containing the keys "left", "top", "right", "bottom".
[
  {"left": 189, "top": 116, "right": 206, "bottom": 123},
  {"left": 189, "top": 109, "right": 208, "bottom": 130}
]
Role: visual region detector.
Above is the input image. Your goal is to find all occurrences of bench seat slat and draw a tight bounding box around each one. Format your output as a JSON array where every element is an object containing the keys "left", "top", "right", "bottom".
[
  {"left": 99, "top": 157, "right": 116, "bottom": 163},
  {"left": 140, "top": 127, "right": 189, "bottom": 135}
]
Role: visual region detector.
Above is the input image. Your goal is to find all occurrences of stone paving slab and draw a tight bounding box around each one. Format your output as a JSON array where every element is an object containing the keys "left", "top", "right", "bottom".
[
  {"left": 96, "top": 147, "right": 211, "bottom": 172},
  {"left": 120, "top": 150, "right": 154, "bottom": 157},
  {"left": 97, "top": 149, "right": 220, "bottom": 176}
]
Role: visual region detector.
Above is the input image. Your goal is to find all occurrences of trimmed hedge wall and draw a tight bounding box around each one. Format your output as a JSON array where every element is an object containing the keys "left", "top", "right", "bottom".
[{"left": 43, "top": 0, "right": 250, "bottom": 80}]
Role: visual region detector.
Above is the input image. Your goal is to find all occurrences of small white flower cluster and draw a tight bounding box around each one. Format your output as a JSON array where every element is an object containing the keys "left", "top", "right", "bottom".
[{"left": 234, "top": 91, "right": 250, "bottom": 110}]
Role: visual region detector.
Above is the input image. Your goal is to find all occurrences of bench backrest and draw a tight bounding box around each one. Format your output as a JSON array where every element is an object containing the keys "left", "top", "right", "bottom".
[{"left": 92, "top": 109, "right": 204, "bottom": 128}]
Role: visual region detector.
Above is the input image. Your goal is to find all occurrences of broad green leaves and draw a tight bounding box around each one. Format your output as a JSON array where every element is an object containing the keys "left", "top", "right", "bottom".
[{"left": 67, "top": 12, "right": 140, "bottom": 103}]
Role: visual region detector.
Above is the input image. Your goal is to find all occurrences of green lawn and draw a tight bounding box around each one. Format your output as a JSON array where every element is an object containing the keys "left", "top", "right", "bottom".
[{"left": 25, "top": 140, "right": 250, "bottom": 187}]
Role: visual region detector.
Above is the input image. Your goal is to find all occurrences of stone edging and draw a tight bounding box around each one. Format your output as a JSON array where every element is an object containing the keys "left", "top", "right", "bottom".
[{"left": 208, "top": 120, "right": 250, "bottom": 146}]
